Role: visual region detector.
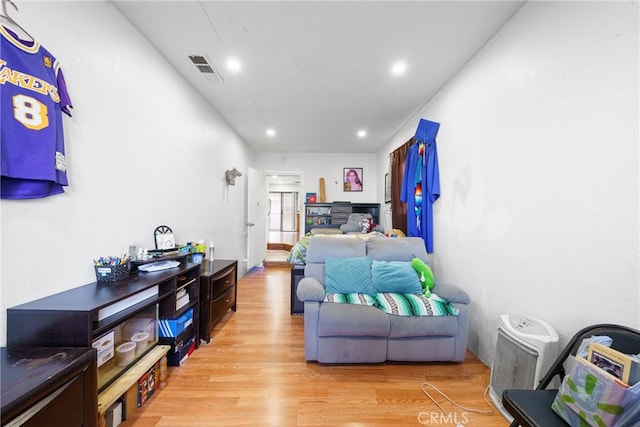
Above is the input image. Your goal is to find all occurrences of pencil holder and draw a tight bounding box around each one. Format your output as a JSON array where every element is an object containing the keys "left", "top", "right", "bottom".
[{"left": 95, "top": 263, "right": 130, "bottom": 283}]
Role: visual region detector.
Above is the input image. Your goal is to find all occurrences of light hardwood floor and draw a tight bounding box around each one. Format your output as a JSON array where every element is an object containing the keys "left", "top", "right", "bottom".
[{"left": 122, "top": 266, "right": 509, "bottom": 426}]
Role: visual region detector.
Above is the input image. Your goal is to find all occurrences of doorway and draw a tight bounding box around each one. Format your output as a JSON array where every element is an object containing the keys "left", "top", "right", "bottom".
[
  {"left": 264, "top": 172, "right": 302, "bottom": 266},
  {"left": 269, "top": 192, "right": 299, "bottom": 246}
]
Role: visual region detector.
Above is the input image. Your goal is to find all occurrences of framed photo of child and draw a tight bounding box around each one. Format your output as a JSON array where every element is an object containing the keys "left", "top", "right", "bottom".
[{"left": 343, "top": 168, "right": 363, "bottom": 192}]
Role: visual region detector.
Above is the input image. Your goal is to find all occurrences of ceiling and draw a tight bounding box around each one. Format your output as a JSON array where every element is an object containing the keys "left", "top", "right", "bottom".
[{"left": 113, "top": 1, "right": 524, "bottom": 153}]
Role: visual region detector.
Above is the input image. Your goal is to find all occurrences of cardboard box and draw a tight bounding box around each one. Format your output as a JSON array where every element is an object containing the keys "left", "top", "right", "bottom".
[
  {"left": 92, "top": 330, "right": 115, "bottom": 368},
  {"left": 159, "top": 324, "right": 194, "bottom": 349},
  {"left": 166, "top": 336, "right": 196, "bottom": 366},
  {"left": 176, "top": 293, "right": 190, "bottom": 311},
  {"left": 160, "top": 323, "right": 195, "bottom": 367},
  {"left": 137, "top": 361, "right": 160, "bottom": 407},
  {"left": 158, "top": 308, "right": 193, "bottom": 338},
  {"left": 104, "top": 401, "right": 122, "bottom": 427}
]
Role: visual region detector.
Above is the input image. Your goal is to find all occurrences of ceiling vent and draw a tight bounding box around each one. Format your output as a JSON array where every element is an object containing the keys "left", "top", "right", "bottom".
[{"left": 188, "top": 55, "right": 224, "bottom": 83}]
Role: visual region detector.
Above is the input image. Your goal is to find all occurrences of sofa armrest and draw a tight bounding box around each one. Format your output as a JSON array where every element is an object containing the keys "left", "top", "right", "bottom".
[
  {"left": 297, "top": 277, "right": 325, "bottom": 302},
  {"left": 433, "top": 282, "right": 470, "bottom": 305}
]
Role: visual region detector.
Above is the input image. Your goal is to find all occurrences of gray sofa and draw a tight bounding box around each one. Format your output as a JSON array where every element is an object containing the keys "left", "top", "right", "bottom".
[{"left": 296, "top": 236, "right": 470, "bottom": 363}]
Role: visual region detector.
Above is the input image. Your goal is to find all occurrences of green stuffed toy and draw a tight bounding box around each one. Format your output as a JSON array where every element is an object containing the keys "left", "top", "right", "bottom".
[{"left": 411, "top": 257, "right": 434, "bottom": 297}]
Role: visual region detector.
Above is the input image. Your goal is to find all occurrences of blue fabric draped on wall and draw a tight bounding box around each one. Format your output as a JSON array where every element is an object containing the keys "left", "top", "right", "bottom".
[{"left": 400, "top": 119, "right": 440, "bottom": 253}]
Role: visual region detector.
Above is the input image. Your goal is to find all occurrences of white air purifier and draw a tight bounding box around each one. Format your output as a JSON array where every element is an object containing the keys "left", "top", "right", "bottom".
[{"left": 488, "top": 314, "right": 559, "bottom": 422}]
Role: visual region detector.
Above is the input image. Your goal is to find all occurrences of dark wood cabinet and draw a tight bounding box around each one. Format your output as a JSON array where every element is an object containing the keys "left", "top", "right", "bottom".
[
  {"left": 290, "top": 265, "right": 305, "bottom": 315},
  {"left": 199, "top": 259, "right": 238, "bottom": 343},
  {"left": 1, "top": 347, "right": 98, "bottom": 427},
  {"left": 6, "top": 260, "right": 201, "bottom": 393},
  {"left": 331, "top": 203, "right": 354, "bottom": 225}
]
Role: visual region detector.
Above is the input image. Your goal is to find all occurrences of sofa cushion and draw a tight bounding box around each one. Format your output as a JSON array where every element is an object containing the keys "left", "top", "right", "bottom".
[
  {"left": 366, "top": 237, "right": 429, "bottom": 262},
  {"left": 318, "top": 303, "right": 389, "bottom": 337},
  {"left": 371, "top": 260, "right": 422, "bottom": 294},
  {"left": 325, "top": 256, "right": 374, "bottom": 294},
  {"left": 306, "top": 235, "right": 366, "bottom": 263}
]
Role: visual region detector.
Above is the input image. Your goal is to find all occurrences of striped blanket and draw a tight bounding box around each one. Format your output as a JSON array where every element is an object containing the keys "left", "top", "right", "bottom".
[{"left": 324, "top": 292, "right": 458, "bottom": 316}]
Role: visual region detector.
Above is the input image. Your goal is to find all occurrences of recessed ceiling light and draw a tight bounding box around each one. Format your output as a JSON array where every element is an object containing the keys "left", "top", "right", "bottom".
[
  {"left": 357, "top": 130, "right": 367, "bottom": 138},
  {"left": 227, "top": 58, "right": 241, "bottom": 72},
  {"left": 391, "top": 61, "right": 407, "bottom": 76},
  {"left": 266, "top": 128, "right": 276, "bottom": 137}
]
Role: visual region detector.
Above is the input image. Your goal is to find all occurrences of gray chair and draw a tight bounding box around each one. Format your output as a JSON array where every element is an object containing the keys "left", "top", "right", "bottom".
[
  {"left": 339, "top": 213, "right": 384, "bottom": 233},
  {"left": 502, "top": 324, "right": 640, "bottom": 427}
]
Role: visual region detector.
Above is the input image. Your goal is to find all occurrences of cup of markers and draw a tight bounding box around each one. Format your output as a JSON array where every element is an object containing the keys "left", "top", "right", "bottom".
[{"left": 94, "top": 255, "right": 132, "bottom": 283}]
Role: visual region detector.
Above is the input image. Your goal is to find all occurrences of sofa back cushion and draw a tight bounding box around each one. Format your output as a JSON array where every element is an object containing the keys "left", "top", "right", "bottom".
[
  {"left": 325, "top": 256, "right": 374, "bottom": 294},
  {"left": 366, "top": 237, "right": 429, "bottom": 263},
  {"left": 304, "top": 236, "right": 367, "bottom": 285},
  {"left": 371, "top": 260, "right": 422, "bottom": 294},
  {"left": 306, "top": 236, "right": 367, "bottom": 263}
]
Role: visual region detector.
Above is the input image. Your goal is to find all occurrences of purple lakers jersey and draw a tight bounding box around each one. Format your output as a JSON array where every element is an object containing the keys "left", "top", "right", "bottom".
[{"left": 0, "top": 25, "right": 72, "bottom": 199}]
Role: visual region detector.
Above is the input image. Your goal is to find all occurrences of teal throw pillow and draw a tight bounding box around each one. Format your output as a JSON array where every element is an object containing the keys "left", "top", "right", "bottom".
[
  {"left": 371, "top": 260, "right": 422, "bottom": 294},
  {"left": 325, "top": 256, "right": 374, "bottom": 295}
]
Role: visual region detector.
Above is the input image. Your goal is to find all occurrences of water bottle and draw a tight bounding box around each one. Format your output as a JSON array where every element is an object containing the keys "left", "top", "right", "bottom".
[{"left": 208, "top": 242, "right": 215, "bottom": 260}]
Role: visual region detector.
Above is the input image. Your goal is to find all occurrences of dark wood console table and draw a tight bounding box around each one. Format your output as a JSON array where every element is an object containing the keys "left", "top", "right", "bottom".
[
  {"left": 199, "top": 259, "right": 238, "bottom": 343},
  {"left": 1, "top": 347, "right": 98, "bottom": 427},
  {"left": 291, "top": 265, "right": 305, "bottom": 315},
  {"left": 6, "top": 258, "right": 201, "bottom": 418}
]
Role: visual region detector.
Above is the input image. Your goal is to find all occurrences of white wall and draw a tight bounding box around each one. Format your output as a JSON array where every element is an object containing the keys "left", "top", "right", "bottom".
[
  {"left": 0, "top": 2, "right": 254, "bottom": 346},
  {"left": 254, "top": 152, "right": 380, "bottom": 226},
  {"left": 377, "top": 1, "right": 639, "bottom": 365}
]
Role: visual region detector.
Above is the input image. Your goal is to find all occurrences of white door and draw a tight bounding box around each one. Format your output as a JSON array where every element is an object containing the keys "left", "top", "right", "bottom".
[
  {"left": 281, "top": 192, "right": 297, "bottom": 232},
  {"left": 247, "top": 167, "right": 267, "bottom": 270}
]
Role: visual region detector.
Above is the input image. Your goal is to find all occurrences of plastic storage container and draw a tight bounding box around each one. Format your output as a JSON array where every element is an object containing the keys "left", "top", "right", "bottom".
[{"left": 115, "top": 342, "right": 136, "bottom": 367}]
